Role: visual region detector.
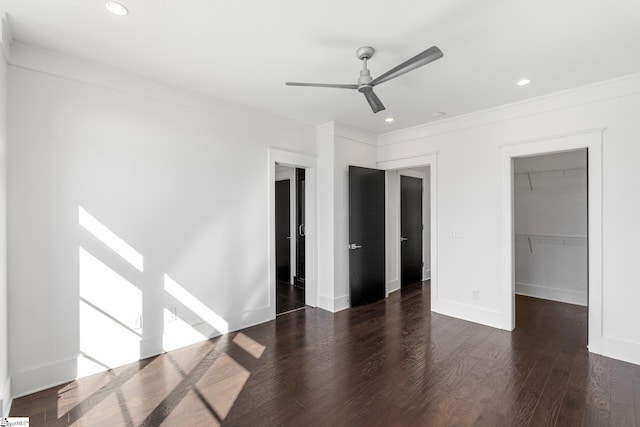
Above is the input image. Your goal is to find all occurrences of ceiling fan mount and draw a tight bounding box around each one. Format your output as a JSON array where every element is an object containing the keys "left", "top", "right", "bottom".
[
  {"left": 286, "top": 45, "right": 443, "bottom": 114},
  {"left": 355, "top": 46, "right": 375, "bottom": 61}
]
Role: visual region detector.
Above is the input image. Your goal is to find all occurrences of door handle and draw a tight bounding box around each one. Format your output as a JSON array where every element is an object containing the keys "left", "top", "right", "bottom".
[
  {"left": 286, "top": 236, "right": 292, "bottom": 240},
  {"left": 299, "top": 224, "right": 305, "bottom": 237},
  {"left": 348, "top": 243, "right": 362, "bottom": 250},
  {"left": 400, "top": 237, "right": 408, "bottom": 242}
]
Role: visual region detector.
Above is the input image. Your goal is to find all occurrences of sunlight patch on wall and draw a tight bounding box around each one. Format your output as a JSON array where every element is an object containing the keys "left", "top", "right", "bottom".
[
  {"left": 164, "top": 274, "right": 229, "bottom": 335},
  {"left": 162, "top": 308, "right": 208, "bottom": 352},
  {"left": 79, "top": 207, "right": 144, "bottom": 271},
  {"left": 78, "top": 247, "right": 142, "bottom": 378}
]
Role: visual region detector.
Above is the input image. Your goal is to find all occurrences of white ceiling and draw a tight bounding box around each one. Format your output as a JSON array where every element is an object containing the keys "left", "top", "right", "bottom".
[{"left": 1, "top": 0, "right": 639, "bottom": 133}]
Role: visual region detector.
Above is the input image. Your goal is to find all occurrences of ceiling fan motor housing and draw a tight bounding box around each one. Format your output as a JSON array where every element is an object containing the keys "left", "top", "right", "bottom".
[{"left": 357, "top": 46, "right": 375, "bottom": 86}]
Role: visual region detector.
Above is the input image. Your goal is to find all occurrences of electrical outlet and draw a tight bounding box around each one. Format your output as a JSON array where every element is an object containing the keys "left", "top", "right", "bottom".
[
  {"left": 132, "top": 315, "right": 142, "bottom": 330},
  {"left": 168, "top": 307, "right": 177, "bottom": 322},
  {"left": 472, "top": 289, "right": 480, "bottom": 300},
  {"left": 449, "top": 228, "right": 463, "bottom": 238}
]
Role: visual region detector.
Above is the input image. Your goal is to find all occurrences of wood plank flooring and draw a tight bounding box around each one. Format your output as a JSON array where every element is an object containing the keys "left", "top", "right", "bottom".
[
  {"left": 10, "top": 281, "right": 640, "bottom": 426},
  {"left": 276, "top": 281, "right": 305, "bottom": 315}
]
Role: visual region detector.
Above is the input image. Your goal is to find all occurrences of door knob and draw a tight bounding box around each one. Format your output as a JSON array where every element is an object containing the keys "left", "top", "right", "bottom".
[
  {"left": 349, "top": 243, "right": 362, "bottom": 250},
  {"left": 400, "top": 237, "right": 408, "bottom": 242}
]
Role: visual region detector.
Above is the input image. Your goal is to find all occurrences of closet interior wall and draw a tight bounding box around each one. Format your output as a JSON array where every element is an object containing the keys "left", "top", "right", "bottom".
[{"left": 513, "top": 150, "right": 588, "bottom": 306}]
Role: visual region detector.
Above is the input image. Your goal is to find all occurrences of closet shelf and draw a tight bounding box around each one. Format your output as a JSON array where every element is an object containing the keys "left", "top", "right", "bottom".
[
  {"left": 515, "top": 167, "right": 586, "bottom": 191},
  {"left": 515, "top": 233, "right": 587, "bottom": 253},
  {"left": 514, "top": 167, "right": 586, "bottom": 178}
]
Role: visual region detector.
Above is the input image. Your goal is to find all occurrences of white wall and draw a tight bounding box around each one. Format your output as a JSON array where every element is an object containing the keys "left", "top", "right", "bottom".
[
  {"left": 0, "top": 11, "right": 10, "bottom": 417},
  {"left": 316, "top": 123, "right": 376, "bottom": 311},
  {"left": 6, "top": 45, "right": 316, "bottom": 396},
  {"left": 514, "top": 150, "right": 587, "bottom": 305},
  {"left": 378, "top": 74, "right": 640, "bottom": 365}
]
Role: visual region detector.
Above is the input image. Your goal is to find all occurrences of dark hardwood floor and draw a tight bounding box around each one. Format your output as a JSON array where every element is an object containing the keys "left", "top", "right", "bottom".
[
  {"left": 276, "top": 280, "right": 305, "bottom": 315},
  {"left": 10, "top": 281, "right": 640, "bottom": 426}
]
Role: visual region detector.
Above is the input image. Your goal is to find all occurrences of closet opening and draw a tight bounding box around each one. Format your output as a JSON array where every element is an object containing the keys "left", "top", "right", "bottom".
[{"left": 512, "top": 149, "right": 588, "bottom": 330}]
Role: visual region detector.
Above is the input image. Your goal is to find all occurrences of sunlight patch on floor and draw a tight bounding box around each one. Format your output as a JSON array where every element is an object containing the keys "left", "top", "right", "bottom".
[{"left": 232, "top": 332, "right": 265, "bottom": 359}]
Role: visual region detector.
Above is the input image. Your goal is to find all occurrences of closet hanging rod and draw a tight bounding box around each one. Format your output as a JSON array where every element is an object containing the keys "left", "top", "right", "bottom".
[
  {"left": 514, "top": 166, "right": 586, "bottom": 177},
  {"left": 515, "top": 233, "right": 586, "bottom": 239}
]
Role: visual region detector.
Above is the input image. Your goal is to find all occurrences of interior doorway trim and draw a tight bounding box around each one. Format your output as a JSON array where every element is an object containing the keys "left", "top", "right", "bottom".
[
  {"left": 378, "top": 153, "right": 439, "bottom": 308},
  {"left": 268, "top": 148, "right": 317, "bottom": 313},
  {"left": 500, "top": 129, "right": 603, "bottom": 353}
]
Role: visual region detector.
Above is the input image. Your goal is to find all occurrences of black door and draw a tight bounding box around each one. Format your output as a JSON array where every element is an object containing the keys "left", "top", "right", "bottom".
[
  {"left": 275, "top": 179, "right": 291, "bottom": 283},
  {"left": 295, "top": 168, "right": 305, "bottom": 288},
  {"left": 401, "top": 175, "right": 423, "bottom": 287},
  {"left": 349, "top": 166, "right": 385, "bottom": 306}
]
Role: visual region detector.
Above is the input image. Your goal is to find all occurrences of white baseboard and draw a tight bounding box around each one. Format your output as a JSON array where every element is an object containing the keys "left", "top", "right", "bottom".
[
  {"left": 10, "top": 305, "right": 277, "bottom": 399},
  {"left": 387, "top": 280, "right": 400, "bottom": 295},
  {"left": 589, "top": 335, "right": 640, "bottom": 366},
  {"left": 515, "top": 282, "right": 587, "bottom": 306},
  {"left": 317, "top": 293, "right": 349, "bottom": 312},
  {"left": 11, "top": 357, "right": 77, "bottom": 399},
  {"left": 431, "top": 298, "right": 506, "bottom": 330},
  {"left": 423, "top": 270, "right": 431, "bottom": 280},
  {"left": 1, "top": 376, "right": 11, "bottom": 417}
]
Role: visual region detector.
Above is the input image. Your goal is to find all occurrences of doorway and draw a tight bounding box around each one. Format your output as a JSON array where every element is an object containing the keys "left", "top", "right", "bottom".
[
  {"left": 513, "top": 150, "right": 588, "bottom": 308},
  {"left": 399, "top": 169, "right": 430, "bottom": 288},
  {"left": 500, "top": 130, "right": 603, "bottom": 351},
  {"left": 275, "top": 164, "right": 305, "bottom": 315},
  {"left": 374, "top": 154, "right": 437, "bottom": 306}
]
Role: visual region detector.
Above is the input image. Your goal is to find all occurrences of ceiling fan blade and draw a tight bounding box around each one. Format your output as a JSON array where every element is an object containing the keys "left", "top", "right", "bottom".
[
  {"left": 361, "top": 87, "right": 386, "bottom": 113},
  {"left": 286, "top": 82, "right": 358, "bottom": 89},
  {"left": 369, "top": 46, "right": 443, "bottom": 87}
]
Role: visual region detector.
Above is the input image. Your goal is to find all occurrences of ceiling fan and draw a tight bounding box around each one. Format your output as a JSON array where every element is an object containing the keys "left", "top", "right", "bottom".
[{"left": 286, "top": 45, "right": 444, "bottom": 114}]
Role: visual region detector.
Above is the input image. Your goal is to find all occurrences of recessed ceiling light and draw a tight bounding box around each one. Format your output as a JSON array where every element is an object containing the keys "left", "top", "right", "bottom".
[
  {"left": 432, "top": 111, "right": 446, "bottom": 117},
  {"left": 106, "top": 1, "right": 128, "bottom": 16},
  {"left": 517, "top": 79, "right": 531, "bottom": 86},
  {"left": 384, "top": 117, "right": 395, "bottom": 123}
]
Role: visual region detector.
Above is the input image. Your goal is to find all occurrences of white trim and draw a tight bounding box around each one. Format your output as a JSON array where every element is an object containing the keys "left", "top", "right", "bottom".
[
  {"left": 316, "top": 293, "right": 349, "bottom": 313},
  {"left": 334, "top": 122, "right": 377, "bottom": 147},
  {"left": 378, "top": 152, "right": 439, "bottom": 170},
  {"left": 275, "top": 166, "right": 296, "bottom": 284},
  {"left": 596, "top": 336, "right": 640, "bottom": 366},
  {"left": 515, "top": 283, "right": 587, "bottom": 306},
  {"left": 424, "top": 269, "right": 431, "bottom": 280},
  {"left": 377, "top": 73, "right": 640, "bottom": 147},
  {"left": 499, "top": 127, "right": 607, "bottom": 148},
  {"left": 378, "top": 153, "right": 438, "bottom": 315},
  {"left": 10, "top": 356, "right": 77, "bottom": 399},
  {"left": 0, "top": 12, "right": 12, "bottom": 62},
  {"left": 268, "top": 148, "right": 318, "bottom": 312},
  {"left": 1, "top": 376, "right": 10, "bottom": 417},
  {"left": 500, "top": 129, "right": 603, "bottom": 352},
  {"left": 387, "top": 280, "right": 400, "bottom": 294},
  {"left": 432, "top": 298, "right": 504, "bottom": 330}
]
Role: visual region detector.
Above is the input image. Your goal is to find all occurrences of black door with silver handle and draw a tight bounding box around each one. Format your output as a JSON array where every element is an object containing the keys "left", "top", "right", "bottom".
[
  {"left": 349, "top": 165, "right": 385, "bottom": 306},
  {"left": 400, "top": 175, "right": 423, "bottom": 287}
]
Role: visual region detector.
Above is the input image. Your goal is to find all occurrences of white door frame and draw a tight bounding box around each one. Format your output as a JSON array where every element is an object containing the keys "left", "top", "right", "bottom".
[
  {"left": 500, "top": 129, "right": 603, "bottom": 353},
  {"left": 275, "top": 166, "right": 296, "bottom": 284},
  {"left": 378, "top": 153, "right": 438, "bottom": 309},
  {"left": 268, "top": 148, "right": 317, "bottom": 313}
]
